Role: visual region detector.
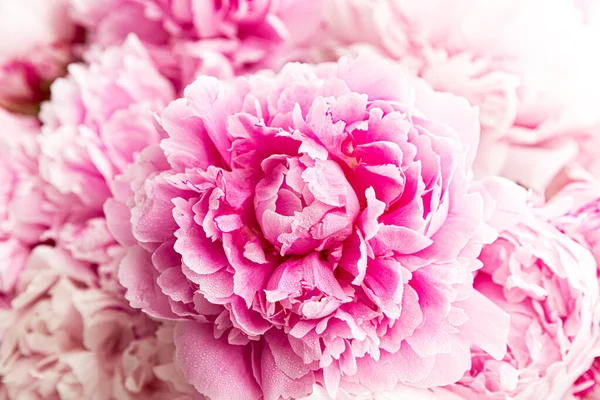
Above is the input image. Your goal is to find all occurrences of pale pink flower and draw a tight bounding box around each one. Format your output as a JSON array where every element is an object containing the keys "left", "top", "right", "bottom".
[
  {"left": 52, "top": 217, "right": 119, "bottom": 266},
  {"left": 0, "top": 0, "right": 78, "bottom": 113},
  {"left": 543, "top": 179, "right": 600, "bottom": 266},
  {"left": 0, "top": 245, "right": 195, "bottom": 400},
  {"left": 0, "top": 109, "right": 52, "bottom": 295},
  {"left": 39, "top": 35, "right": 175, "bottom": 211},
  {"left": 541, "top": 179, "right": 600, "bottom": 400},
  {"left": 107, "top": 54, "right": 511, "bottom": 399},
  {"left": 448, "top": 189, "right": 600, "bottom": 400},
  {"left": 319, "top": 0, "right": 600, "bottom": 191},
  {"left": 38, "top": 35, "right": 175, "bottom": 266},
  {"left": 69, "top": 0, "right": 324, "bottom": 90}
]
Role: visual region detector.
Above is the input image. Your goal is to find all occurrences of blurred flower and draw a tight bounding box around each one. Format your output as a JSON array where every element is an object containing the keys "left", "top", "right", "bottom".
[
  {"left": 38, "top": 35, "right": 175, "bottom": 266},
  {"left": 0, "top": 0, "right": 78, "bottom": 113},
  {"left": 0, "top": 110, "right": 52, "bottom": 295},
  {"left": 69, "top": 0, "right": 325, "bottom": 90},
  {"left": 40, "top": 34, "right": 174, "bottom": 210},
  {"left": 0, "top": 245, "right": 195, "bottom": 399},
  {"left": 317, "top": 0, "right": 600, "bottom": 192},
  {"left": 448, "top": 188, "right": 600, "bottom": 400},
  {"left": 544, "top": 179, "right": 600, "bottom": 265}
]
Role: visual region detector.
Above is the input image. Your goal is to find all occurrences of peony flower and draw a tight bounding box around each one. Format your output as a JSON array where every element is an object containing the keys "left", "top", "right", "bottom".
[
  {"left": 107, "top": 54, "right": 511, "bottom": 399},
  {"left": 113, "top": 322, "right": 200, "bottom": 400},
  {"left": 69, "top": 0, "right": 324, "bottom": 90},
  {"left": 543, "top": 179, "right": 600, "bottom": 266},
  {"left": 0, "top": 109, "right": 52, "bottom": 295},
  {"left": 0, "top": 0, "right": 78, "bottom": 114},
  {"left": 38, "top": 34, "right": 175, "bottom": 265},
  {"left": 540, "top": 179, "right": 600, "bottom": 400},
  {"left": 0, "top": 245, "right": 195, "bottom": 400},
  {"left": 39, "top": 34, "right": 175, "bottom": 210},
  {"left": 317, "top": 0, "right": 600, "bottom": 192},
  {"left": 447, "top": 187, "right": 600, "bottom": 400}
]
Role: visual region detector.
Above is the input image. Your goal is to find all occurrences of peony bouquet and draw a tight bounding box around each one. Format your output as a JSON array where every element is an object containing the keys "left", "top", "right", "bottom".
[{"left": 1, "top": 1, "right": 600, "bottom": 399}]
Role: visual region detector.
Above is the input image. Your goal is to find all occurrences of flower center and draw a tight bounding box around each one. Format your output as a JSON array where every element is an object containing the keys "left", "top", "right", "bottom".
[{"left": 254, "top": 155, "right": 359, "bottom": 256}]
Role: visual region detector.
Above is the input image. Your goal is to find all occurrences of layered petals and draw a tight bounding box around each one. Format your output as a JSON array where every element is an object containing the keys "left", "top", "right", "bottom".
[
  {"left": 318, "top": 0, "right": 600, "bottom": 192},
  {"left": 0, "top": 110, "right": 52, "bottom": 294},
  {"left": 448, "top": 189, "right": 600, "bottom": 399},
  {"left": 0, "top": 246, "right": 195, "bottom": 399},
  {"left": 108, "top": 54, "right": 510, "bottom": 399},
  {"left": 69, "top": 0, "right": 325, "bottom": 90}
]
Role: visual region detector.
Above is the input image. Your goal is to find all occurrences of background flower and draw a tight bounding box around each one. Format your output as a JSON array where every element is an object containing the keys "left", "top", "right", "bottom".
[
  {"left": 0, "top": 245, "right": 195, "bottom": 399},
  {"left": 541, "top": 178, "right": 600, "bottom": 400},
  {"left": 544, "top": 178, "right": 600, "bottom": 265},
  {"left": 38, "top": 34, "right": 175, "bottom": 265},
  {"left": 69, "top": 0, "right": 325, "bottom": 91},
  {"left": 0, "top": 0, "right": 78, "bottom": 114},
  {"left": 107, "top": 54, "right": 511, "bottom": 400},
  {"left": 0, "top": 109, "right": 53, "bottom": 295},
  {"left": 313, "top": 0, "right": 600, "bottom": 192},
  {"left": 448, "top": 188, "right": 600, "bottom": 399}
]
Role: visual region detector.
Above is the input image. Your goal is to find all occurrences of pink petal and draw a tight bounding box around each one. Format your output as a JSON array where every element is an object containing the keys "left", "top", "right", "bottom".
[
  {"left": 373, "top": 225, "right": 434, "bottom": 254},
  {"left": 119, "top": 246, "right": 177, "bottom": 319},
  {"left": 455, "top": 289, "right": 510, "bottom": 360},
  {"left": 174, "top": 321, "right": 261, "bottom": 400},
  {"left": 261, "top": 340, "right": 315, "bottom": 400},
  {"left": 160, "top": 98, "right": 224, "bottom": 171}
]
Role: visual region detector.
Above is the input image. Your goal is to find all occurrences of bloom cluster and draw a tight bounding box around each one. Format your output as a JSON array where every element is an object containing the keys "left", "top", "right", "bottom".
[{"left": 1, "top": 1, "right": 600, "bottom": 399}]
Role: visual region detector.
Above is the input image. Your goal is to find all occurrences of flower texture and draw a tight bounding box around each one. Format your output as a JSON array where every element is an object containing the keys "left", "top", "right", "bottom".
[
  {"left": 317, "top": 0, "right": 600, "bottom": 192},
  {"left": 543, "top": 179, "right": 600, "bottom": 266},
  {"left": 571, "top": 358, "right": 600, "bottom": 399},
  {"left": 38, "top": 35, "right": 175, "bottom": 263},
  {"left": 69, "top": 0, "right": 324, "bottom": 90},
  {"left": 542, "top": 179, "right": 600, "bottom": 400},
  {"left": 0, "top": 0, "right": 78, "bottom": 113},
  {"left": 0, "top": 245, "right": 195, "bottom": 400},
  {"left": 0, "top": 109, "right": 52, "bottom": 295},
  {"left": 107, "top": 54, "right": 511, "bottom": 400},
  {"left": 574, "top": 0, "right": 600, "bottom": 27},
  {"left": 448, "top": 187, "right": 600, "bottom": 400},
  {"left": 299, "top": 382, "right": 466, "bottom": 400}
]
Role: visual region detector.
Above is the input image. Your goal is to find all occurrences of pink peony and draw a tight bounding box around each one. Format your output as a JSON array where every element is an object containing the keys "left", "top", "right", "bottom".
[
  {"left": 542, "top": 179, "right": 600, "bottom": 399},
  {"left": 39, "top": 34, "right": 175, "bottom": 210},
  {"left": 38, "top": 35, "right": 175, "bottom": 265},
  {"left": 69, "top": 0, "right": 324, "bottom": 90},
  {"left": 0, "top": 0, "right": 78, "bottom": 113},
  {"left": 0, "top": 109, "right": 53, "bottom": 295},
  {"left": 543, "top": 179, "right": 600, "bottom": 266},
  {"left": 448, "top": 187, "right": 600, "bottom": 399},
  {"left": 107, "top": 54, "right": 511, "bottom": 399},
  {"left": 0, "top": 245, "right": 196, "bottom": 399},
  {"left": 317, "top": 0, "right": 600, "bottom": 192}
]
